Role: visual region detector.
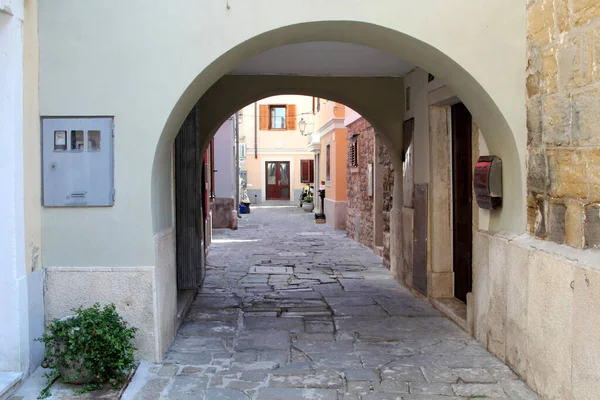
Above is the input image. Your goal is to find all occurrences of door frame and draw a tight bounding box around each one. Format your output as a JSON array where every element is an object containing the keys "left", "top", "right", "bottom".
[
  {"left": 451, "top": 102, "right": 473, "bottom": 303},
  {"left": 260, "top": 156, "right": 294, "bottom": 202},
  {"left": 265, "top": 161, "right": 291, "bottom": 200},
  {"left": 427, "top": 87, "right": 479, "bottom": 301}
]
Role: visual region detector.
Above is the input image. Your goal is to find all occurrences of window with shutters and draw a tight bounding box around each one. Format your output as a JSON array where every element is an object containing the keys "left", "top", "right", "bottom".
[
  {"left": 326, "top": 144, "right": 331, "bottom": 182},
  {"left": 270, "top": 106, "right": 286, "bottom": 129},
  {"left": 300, "top": 159, "right": 314, "bottom": 183},
  {"left": 348, "top": 139, "right": 358, "bottom": 168},
  {"left": 259, "top": 104, "right": 297, "bottom": 131}
]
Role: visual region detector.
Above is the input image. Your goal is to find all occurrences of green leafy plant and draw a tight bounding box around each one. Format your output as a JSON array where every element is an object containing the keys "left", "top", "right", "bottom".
[
  {"left": 303, "top": 194, "right": 313, "bottom": 203},
  {"left": 36, "top": 303, "right": 137, "bottom": 398}
]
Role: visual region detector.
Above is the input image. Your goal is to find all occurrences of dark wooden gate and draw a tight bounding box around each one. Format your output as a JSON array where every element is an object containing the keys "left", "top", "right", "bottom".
[
  {"left": 451, "top": 103, "right": 473, "bottom": 302},
  {"left": 175, "top": 106, "right": 205, "bottom": 289},
  {"left": 412, "top": 183, "right": 428, "bottom": 294}
]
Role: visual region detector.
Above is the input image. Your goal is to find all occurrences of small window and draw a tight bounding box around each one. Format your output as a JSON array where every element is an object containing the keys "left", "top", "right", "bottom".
[
  {"left": 54, "top": 130, "right": 67, "bottom": 151},
  {"left": 325, "top": 144, "right": 331, "bottom": 182},
  {"left": 88, "top": 130, "right": 101, "bottom": 151},
  {"left": 71, "top": 130, "right": 84, "bottom": 151},
  {"left": 349, "top": 140, "right": 358, "bottom": 168},
  {"left": 300, "top": 159, "right": 314, "bottom": 183},
  {"left": 270, "top": 106, "right": 287, "bottom": 129},
  {"left": 239, "top": 143, "right": 246, "bottom": 159}
]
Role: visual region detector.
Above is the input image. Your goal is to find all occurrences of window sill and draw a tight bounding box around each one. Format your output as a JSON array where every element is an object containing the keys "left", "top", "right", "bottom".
[{"left": 350, "top": 167, "right": 359, "bottom": 174}]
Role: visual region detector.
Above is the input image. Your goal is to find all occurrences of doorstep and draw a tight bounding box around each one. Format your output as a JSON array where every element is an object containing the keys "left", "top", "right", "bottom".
[
  {"left": 176, "top": 290, "right": 196, "bottom": 331},
  {"left": 0, "top": 372, "right": 23, "bottom": 400},
  {"left": 431, "top": 297, "right": 471, "bottom": 335}
]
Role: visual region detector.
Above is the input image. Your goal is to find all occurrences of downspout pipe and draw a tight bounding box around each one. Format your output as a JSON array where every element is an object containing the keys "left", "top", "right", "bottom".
[
  {"left": 234, "top": 113, "right": 240, "bottom": 218},
  {"left": 254, "top": 102, "right": 258, "bottom": 159}
]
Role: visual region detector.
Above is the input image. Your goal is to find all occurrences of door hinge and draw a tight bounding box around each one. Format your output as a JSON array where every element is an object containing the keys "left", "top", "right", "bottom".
[{"left": 112, "top": 189, "right": 116, "bottom": 203}]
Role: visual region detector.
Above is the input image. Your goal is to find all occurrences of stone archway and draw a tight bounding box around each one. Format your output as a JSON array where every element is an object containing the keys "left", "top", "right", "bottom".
[
  {"left": 38, "top": 4, "right": 526, "bottom": 363},
  {"left": 152, "top": 21, "right": 525, "bottom": 237},
  {"left": 146, "top": 21, "right": 525, "bottom": 362},
  {"left": 190, "top": 76, "right": 408, "bottom": 280}
]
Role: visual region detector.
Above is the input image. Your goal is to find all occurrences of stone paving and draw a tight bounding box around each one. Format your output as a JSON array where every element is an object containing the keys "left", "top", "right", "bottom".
[{"left": 125, "top": 204, "right": 538, "bottom": 400}]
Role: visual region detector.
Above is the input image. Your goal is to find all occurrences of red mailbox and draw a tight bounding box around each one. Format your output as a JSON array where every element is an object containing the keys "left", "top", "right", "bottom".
[{"left": 474, "top": 155, "right": 502, "bottom": 210}]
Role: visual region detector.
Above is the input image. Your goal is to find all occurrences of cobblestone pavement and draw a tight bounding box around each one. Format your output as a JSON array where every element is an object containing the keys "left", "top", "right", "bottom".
[{"left": 126, "top": 204, "right": 538, "bottom": 400}]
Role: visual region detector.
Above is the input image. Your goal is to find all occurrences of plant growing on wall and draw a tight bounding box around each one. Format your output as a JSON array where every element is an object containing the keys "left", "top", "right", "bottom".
[{"left": 36, "top": 303, "right": 137, "bottom": 398}]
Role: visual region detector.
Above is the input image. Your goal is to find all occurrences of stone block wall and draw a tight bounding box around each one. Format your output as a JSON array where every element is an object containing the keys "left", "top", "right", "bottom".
[
  {"left": 380, "top": 139, "right": 395, "bottom": 268},
  {"left": 527, "top": 0, "right": 600, "bottom": 249},
  {"left": 346, "top": 118, "right": 375, "bottom": 247},
  {"left": 211, "top": 197, "right": 235, "bottom": 229},
  {"left": 345, "top": 117, "right": 395, "bottom": 268}
]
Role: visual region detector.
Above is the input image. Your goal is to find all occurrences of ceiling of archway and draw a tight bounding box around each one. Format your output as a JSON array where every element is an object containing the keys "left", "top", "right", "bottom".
[{"left": 230, "top": 42, "right": 414, "bottom": 77}]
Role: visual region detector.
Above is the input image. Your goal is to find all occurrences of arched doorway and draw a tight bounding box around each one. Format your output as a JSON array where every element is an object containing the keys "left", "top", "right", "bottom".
[{"left": 39, "top": 7, "right": 526, "bottom": 363}]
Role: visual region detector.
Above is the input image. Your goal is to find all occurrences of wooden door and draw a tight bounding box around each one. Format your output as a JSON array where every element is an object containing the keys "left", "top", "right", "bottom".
[
  {"left": 175, "top": 105, "right": 205, "bottom": 290},
  {"left": 265, "top": 161, "right": 290, "bottom": 200},
  {"left": 412, "top": 183, "right": 428, "bottom": 294},
  {"left": 451, "top": 103, "right": 473, "bottom": 303}
]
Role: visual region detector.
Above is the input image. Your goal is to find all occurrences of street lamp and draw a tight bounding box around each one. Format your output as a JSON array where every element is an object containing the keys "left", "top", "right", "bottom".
[{"left": 298, "top": 118, "right": 307, "bottom": 135}]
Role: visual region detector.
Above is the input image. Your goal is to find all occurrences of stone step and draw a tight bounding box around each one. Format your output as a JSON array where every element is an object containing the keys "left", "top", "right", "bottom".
[{"left": 0, "top": 372, "right": 23, "bottom": 400}]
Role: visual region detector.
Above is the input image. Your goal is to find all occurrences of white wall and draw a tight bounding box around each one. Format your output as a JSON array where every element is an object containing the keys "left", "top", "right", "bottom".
[
  {"left": 213, "top": 117, "right": 235, "bottom": 199},
  {"left": 0, "top": 1, "right": 43, "bottom": 374}
]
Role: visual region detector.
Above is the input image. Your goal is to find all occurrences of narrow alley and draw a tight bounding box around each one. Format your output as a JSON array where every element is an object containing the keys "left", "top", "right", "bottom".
[{"left": 124, "top": 205, "right": 537, "bottom": 400}]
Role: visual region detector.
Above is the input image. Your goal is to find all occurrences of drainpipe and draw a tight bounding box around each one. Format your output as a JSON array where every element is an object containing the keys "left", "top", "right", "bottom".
[
  {"left": 234, "top": 112, "right": 240, "bottom": 218},
  {"left": 254, "top": 102, "right": 258, "bottom": 159}
]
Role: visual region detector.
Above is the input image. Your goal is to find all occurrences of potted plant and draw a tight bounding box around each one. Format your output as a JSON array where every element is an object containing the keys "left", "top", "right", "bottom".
[
  {"left": 37, "top": 303, "right": 137, "bottom": 398},
  {"left": 302, "top": 194, "right": 314, "bottom": 212}
]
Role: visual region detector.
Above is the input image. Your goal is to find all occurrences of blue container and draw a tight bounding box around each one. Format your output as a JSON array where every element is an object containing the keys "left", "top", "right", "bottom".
[{"left": 239, "top": 204, "right": 247, "bottom": 214}]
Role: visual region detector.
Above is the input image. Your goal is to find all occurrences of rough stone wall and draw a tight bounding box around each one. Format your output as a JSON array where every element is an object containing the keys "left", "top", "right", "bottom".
[
  {"left": 346, "top": 118, "right": 375, "bottom": 248},
  {"left": 211, "top": 198, "right": 234, "bottom": 229},
  {"left": 527, "top": 0, "right": 600, "bottom": 249},
  {"left": 380, "top": 138, "right": 395, "bottom": 268},
  {"left": 345, "top": 117, "right": 395, "bottom": 266}
]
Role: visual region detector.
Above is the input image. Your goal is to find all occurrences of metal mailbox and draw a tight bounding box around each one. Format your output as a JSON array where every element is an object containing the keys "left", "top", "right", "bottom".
[
  {"left": 474, "top": 155, "right": 502, "bottom": 210},
  {"left": 42, "top": 117, "right": 114, "bottom": 207}
]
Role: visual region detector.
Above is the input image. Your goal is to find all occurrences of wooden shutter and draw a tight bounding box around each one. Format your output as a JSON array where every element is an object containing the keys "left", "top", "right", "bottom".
[
  {"left": 259, "top": 105, "right": 269, "bottom": 130},
  {"left": 301, "top": 160, "right": 310, "bottom": 183},
  {"left": 308, "top": 159, "right": 314, "bottom": 183},
  {"left": 286, "top": 104, "right": 297, "bottom": 130},
  {"left": 326, "top": 145, "right": 331, "bottom": 181}
]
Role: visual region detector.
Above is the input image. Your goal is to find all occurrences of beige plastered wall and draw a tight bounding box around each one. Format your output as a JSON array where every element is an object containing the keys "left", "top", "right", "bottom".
[
  {"left": 22, "top": 0, "right": 45, "bottom": 373},
  {"left": 23, "top": 0, "right": 41, "bottom": 275},
  {"left": 38, "top": 0, "right": 525, "bottom": 362}
]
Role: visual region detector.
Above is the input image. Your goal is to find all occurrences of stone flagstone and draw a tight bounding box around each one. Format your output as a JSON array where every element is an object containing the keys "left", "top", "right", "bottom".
[{"left": 117, "top": 204, "right": 538, "bottom": 400}]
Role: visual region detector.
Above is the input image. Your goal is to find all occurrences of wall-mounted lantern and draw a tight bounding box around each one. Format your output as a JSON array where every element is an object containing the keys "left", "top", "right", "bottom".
[
  {"left": 474, "top": 155, "right": 502, "bottom": 210},
  {"left": 298, "top": 118, "right": 314, "bottom": 137},
  {"left": 298, "top": 118, "right": 307, "bottom": 135}
]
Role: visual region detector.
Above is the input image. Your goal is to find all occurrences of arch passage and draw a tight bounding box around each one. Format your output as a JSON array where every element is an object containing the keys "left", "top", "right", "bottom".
[{"left": 152, "top": 22, "right": 524, "bottom": 236}]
